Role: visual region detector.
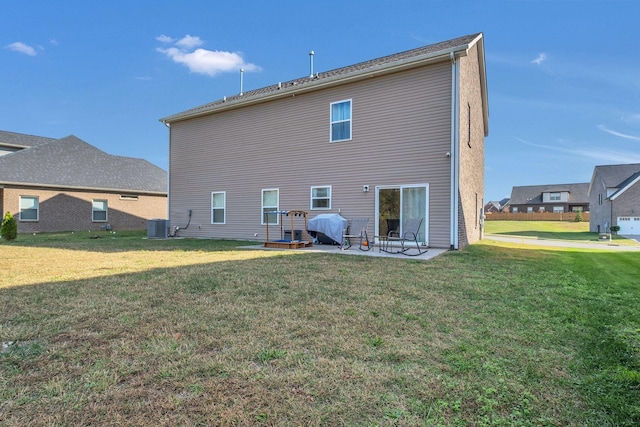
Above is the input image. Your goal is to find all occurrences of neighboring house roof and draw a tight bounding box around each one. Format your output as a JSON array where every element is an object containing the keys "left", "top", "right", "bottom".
[
  {"left": 589, "top": 163, "right": 640, "bottom": 197},
  {"left": 499, "top": 197, "right": 510, "bottom": 208},
  {"left": 160, "top": 33, "right": 488, "bottom": 136},
  {"left": 0, "top": 134, "right": 167, "bottom": 194},
  {"left": 610, "top": 171, "right": 640, "bottom": 200},
  {"left": 509, "top": 183, "right": 590, "bottom": 205},
  {"left": 484, "top": 201, "right": 501, "bottom": 212},
  {"left": 0, "top": 130, "right": 56, "bottom": 150}
]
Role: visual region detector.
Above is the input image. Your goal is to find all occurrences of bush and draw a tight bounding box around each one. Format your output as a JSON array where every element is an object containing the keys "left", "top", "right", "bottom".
[
  {"left": 610, "top": 225, "right": 621, "bottom": 235},
  {"left": 1, "top": 211, "right": 18, "bottom": 241},
  {"left": 574, "top": 211, "right": 583, "bottom": 222}
]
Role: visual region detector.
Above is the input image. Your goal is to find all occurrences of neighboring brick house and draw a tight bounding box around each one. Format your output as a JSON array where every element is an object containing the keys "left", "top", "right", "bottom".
[
  {"left": 160, "top": 33, "right": 488, "bottom": 250},
  {"left": 508, "top": 183, "right": 589, "bottom": 214},
  {"left": 588, "top": 163, "right": 640, "bottom": 234},
  {"left": 0, "top": 130, "right": 167, "bottom": 233},
  {"left": 484, "top": 197, "right": 510, "bottom": 214}
]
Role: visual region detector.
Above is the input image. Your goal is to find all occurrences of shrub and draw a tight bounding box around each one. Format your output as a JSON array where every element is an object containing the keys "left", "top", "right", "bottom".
[
  {"left": 610, "top": 225, "right": 621, "bottom": 235},
  {"left": 1, "top": 211, "right": 18, "bottom": 241},
  {"left": 574, "top": 211, "right": 583, "bottom": 222}
]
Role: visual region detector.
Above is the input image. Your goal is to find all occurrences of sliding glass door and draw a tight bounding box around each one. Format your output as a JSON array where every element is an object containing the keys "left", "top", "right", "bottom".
[{"left": 376, "top": 185, "right": 428, "bottom": 243}]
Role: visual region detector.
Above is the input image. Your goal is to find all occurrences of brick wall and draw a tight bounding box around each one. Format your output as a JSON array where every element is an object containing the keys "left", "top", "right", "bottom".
[{"left": 3, "top": 186, "right": 167, "bottom": 233}]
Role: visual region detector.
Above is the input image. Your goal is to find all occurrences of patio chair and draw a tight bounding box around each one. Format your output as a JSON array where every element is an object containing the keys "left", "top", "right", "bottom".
[
  {"left": 341, "top": 217, "right": 371, "bottom": 251},
  {"left": 382, "top": 217, "right": 428, "bottom": 256}
]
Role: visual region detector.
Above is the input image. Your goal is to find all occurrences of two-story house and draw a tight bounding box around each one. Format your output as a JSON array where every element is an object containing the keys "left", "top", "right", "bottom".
[
  {"left": 160, "top": 33, "right": 488, "bottom": 250},
  {"left": 589, "top": 163, "right": 640, "bottom": 234},
  {"left": 0, "top": 130, "right": 168, "bottom": 233},
  {"left": 509, "top": 183, "right": 589, "bottom": 214}
]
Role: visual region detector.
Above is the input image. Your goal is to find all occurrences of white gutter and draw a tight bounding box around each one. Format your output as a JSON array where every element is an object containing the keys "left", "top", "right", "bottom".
[{"left": 450, "top": 52, "right": 460, "bottom": 250}]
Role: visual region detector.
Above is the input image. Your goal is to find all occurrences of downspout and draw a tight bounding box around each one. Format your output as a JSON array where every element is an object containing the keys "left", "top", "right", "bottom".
[
  {"left": 162, "top": 120, "right": 171, "bottom": 236},
  {"left": 450, "top": 52, "right": 460, "bottom": 250}
]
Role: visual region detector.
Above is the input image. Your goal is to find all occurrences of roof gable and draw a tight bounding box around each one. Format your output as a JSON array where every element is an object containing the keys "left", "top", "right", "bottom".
[
  {"left": 0, "top": 135, "right": 167, "bottom": 193},
  {"left": 593, "top": 163, "right": 640, "bottom": 188},
  {"left": 610, "top": 171, "right": 640, "bottom": 200}
]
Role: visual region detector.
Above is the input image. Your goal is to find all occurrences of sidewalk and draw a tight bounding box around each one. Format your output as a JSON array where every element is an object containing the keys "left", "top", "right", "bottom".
[{"left": 484, "top": 234, "right": 640, "bottom": 251}]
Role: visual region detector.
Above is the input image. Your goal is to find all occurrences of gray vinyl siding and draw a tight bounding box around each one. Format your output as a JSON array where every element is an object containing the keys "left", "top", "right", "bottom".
[{"left": 169, "top": 61, "right": 454, "bottom": 247}]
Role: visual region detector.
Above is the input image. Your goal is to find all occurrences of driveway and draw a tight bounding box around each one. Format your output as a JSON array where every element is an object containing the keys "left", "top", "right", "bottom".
[
  {"left": 621, "top": 234, "right": 640, "bottom": 243},
  {"left": 484, "top": 234, "right": 640, "bottom": 251}
]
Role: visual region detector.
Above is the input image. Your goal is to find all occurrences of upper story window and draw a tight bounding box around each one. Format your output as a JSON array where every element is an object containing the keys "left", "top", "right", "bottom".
[
  {"left": 550, "top": 192, "right": 561, "bottom": 201},
  {"left": 262, "top": 188, "right": 279, "bottom": 225},
  {"left": 19, "top": 196, "right": 39, "bottom": 221},
  {"left": 92, "top": 200, "right": 108, "bottom": 222},
  {"left": 310, "top": 186, "right": 331, "bottom": 210},
  {"left": 330, "top": 99, "right": 352, "bottom": 142},
  {"left": 211, "top": 191, "right": 226, "bottom": 224}
]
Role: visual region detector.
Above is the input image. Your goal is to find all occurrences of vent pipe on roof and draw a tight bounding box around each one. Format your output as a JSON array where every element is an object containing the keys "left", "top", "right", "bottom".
[
  {"left": 239, "top": 68, "right": 244, "bottom": 96},
  {"left": 309, "top": 51, "right": 314, "bottom": 77}
]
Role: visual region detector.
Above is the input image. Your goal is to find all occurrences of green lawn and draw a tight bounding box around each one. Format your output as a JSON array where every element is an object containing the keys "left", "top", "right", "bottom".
[
  {"left": 485, "top": 220, "right": 636, "bottom": 244},
  {"left": 1, "top": 231, "right": 639, "bottom": 425}
]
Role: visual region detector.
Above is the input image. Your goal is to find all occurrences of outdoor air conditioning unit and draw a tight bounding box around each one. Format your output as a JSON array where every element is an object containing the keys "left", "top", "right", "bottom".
[{"left": 147, "top": 219, "right": 168, "bottom": 239}]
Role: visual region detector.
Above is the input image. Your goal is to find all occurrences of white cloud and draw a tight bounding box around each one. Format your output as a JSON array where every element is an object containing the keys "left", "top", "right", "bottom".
[
  {"left": 175, "top": 35, "right": 203, "bottom": 50},
  {"left": 531, "top": 52, "right": 548, "bottom": 65},
  {"left": 156, "top": 34, "right": 175, "bottom": 44},
  {"left": 50, "top": 39, "right": 59, "bottom": 46},
  {"left": 597, "top": 124, "right": 640, "bottom": 142},
  {"left": 156, "top": 34, "right": 260, "bottom": 77},
  {"left": 515, "top": 136, "right": 640, "bottom": 164},
  {"left": 5, "top": 41, "right": 37, "bottom": 56}
]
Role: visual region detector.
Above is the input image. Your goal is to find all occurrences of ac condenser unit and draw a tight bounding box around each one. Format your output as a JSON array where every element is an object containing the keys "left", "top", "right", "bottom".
[{"left": 147, "top": 219, "right": 168, "bottom": 239}]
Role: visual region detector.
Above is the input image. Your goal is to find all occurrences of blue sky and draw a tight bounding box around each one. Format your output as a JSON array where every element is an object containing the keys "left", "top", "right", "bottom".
[{"left": 2, "top": 0, "right": 639, "bottom": 201}]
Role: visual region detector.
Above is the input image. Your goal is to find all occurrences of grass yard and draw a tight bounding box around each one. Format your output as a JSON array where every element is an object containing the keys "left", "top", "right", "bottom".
[
  {"left": 1, "top": 231, "right": 639, "bottom": 425},
  {"left": 485, "top": 220, "right": 636, "bottom": 244}
]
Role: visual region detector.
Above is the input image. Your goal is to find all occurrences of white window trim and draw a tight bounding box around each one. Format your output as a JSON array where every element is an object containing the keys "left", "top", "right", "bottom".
[
  {"left": 330, "top": 99, "right": 352, "bottom": 143},
  {"left": 211, "top": 191, "right": 226, "bottom": 225},
  {"left": 19, "top": 195, "right": 39, "bottom": 221},
  {"left": 310, "top": 185, "right": 332, "bottom": 210},
  {"left": 92, "top": 199, "right": 108, "bottom": 222},
  {"left": 261, "top": 188, "right": 279, "bottom": 225}
]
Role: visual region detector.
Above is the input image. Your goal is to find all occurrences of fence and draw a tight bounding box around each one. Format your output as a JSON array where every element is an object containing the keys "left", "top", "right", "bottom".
[{"left": 485, "top": 212, "right": 589, "bottom": 222}]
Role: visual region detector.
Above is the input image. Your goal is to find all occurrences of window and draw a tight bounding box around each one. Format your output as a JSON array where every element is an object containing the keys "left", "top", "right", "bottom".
[
  {"left": 262, "top": 189, "right": 279, "bottom": 225},
  {"left": 539, "top": 207, "right": 545, "bottom": 212},
  {"left": 527, "top": 206, "right": 533, "bottom": 213},
  {"left": 310, "top": 186, "right": 331, "bottom": 210},
  {"left": 92, "top": 200, "right": 108, "bottom": 222},
  {"left": 330, "top": 99, "right": 352, "bottom": 142},
  {"left": 512, "top": 207, "right": 518, "bottom": 213},
  {"left": 550, "top": 192, "right": 561, "bottom": 201},
  {"left": 599, "top": 193, "right": 603, "bottom": 205},
  {"left": 211, "top": 191, "right": 226, "bottom": 224},
  {"left": 19, "top": 196, "right": 39, "bottom": 221},
  {"left": 553, "top": 206, "right": 564, "bottom": 213}
]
